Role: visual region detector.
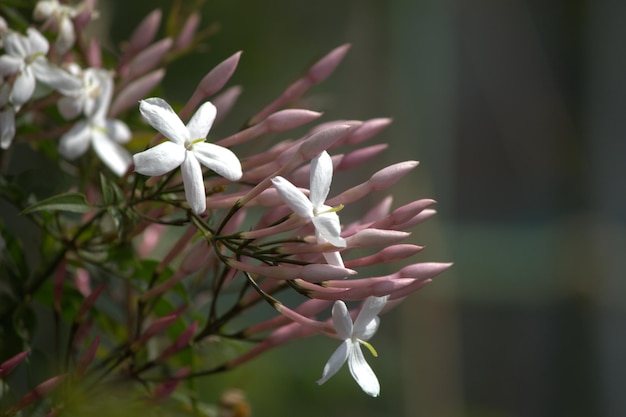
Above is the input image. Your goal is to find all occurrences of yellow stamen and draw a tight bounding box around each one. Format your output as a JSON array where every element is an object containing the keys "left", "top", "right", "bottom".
[{"left": 358, "top": 339, "right": 378, "bottom": 357}]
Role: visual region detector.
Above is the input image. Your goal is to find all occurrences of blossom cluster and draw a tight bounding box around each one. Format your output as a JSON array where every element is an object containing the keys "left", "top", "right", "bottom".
[{"left": 0, "top": 1, "right": 450, "bottom": 414}]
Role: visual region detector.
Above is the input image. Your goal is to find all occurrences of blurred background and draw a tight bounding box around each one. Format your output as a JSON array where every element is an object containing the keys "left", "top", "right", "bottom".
[{"left": 106, "top": 0, "right": 626, "bottom": 416}]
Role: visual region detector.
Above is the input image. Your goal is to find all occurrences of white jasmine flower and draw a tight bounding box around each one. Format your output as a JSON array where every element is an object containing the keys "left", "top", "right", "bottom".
[
  {"left": 133, "top": 98, "right": 243, "bottom": 214},
  {"left": 58, "top": 69, "right": 132, "bottom": 176},
  {"left": 271, "top": 151, "right": 346, "bottom": 266},
  {"left": 0, "top": 82, "right": 15, "bottom": 149},
  {"left": 34, "top": 0, "right": 80, "bottom": 54},
  {"left": 317, "top": 296, "right": 388, "bottom": 397},
  {"left": 57, "top": 65, "right": 106, "bottom": 120},
  {"left": 0, "top": 28, "right": 78, "bottom": 107}
]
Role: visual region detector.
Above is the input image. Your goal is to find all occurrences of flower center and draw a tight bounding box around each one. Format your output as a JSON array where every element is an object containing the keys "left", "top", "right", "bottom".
[
  {"left": 186, "top": 137, "right": 205, "bottom": 151},
  {"left": 314, "top": 203, "right": 344, "bottom": 217},
  {"left": 357, "top": 339, "right": 378, "bottom": 357}
]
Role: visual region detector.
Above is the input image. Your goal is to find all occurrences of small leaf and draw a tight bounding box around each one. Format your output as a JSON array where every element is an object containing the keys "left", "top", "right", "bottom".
[{"left": 21, "top": 193, "right": 91, "bottom": 215}]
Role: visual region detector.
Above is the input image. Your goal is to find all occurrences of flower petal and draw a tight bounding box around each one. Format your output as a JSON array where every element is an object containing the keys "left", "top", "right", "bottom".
[
  {"left": 0, "top": 55, "right": 23, "bottom": 77},
  {"left": 347, "top": 344, "right": 380, "bottom": 397},
  {"left": 32, "top": 59, "right": 81, "bottom": 95},
  {"left": 58, "top": 120, "right": 91, "bottom": 159},
  {"left": 353, "top": 296, "right": 388, "bottom": 338},
  {"left": 0, "top": 108, "right": 16, "bottom": 149},
  {"left": 192, "top": 142, "right": 242, "bottom": 181},
  {"left": 133, "top": 141, "right": 185, "bottom": 176},
  {"left": 11, "top": 67, "right": 36, "bottom": 107},
  {"left": 106, "top": 119, "right": 131, "bottom": 143},
  {"left": 92, "top": 131, "right": 132, "bottom": 176},
  {"left": 181, "top": 152, "right": 206, "bottom": 214},
  {"left": 271, "top": 176, "right": 314, "bottom": 219},
  {"left": 139, "top": 98, "right": 188, "bottom": 145},
  {"left": 55, "top": 16, "right": 75, "bottom": 53},
  {"left": 58, "top": 95, "right": 83, "bottom": 120},
  {"left": 26, "top": 28, "right": 49, "bottom": 55},
  {"left": 186, "top": 101, "right": 216, "bottom": 140},
  {"left": 310, "top": 151, "right": 333, "bottom": 209},
  {"left": 331, "top": 300, "right": 353, "bottom": 340},
  {"left": 312, "top": 212, "right": 346, "bottom": 248},
  {"left": 322, "top": 251, "right": 345, "bottom": 268},
  {"left": 316, "top": 339, "right": 350, "bottom": 386}
]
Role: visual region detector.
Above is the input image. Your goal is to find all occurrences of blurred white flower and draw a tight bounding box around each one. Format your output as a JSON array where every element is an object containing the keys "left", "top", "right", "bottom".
[
  {"left": 133, "top": 98, "right": 243, "bottom": 214},
  {"left": 34, "top": 0, "right": 80, "bottom": 53},
  {"left": 57, "top": 64, "right": 106, "bottom": 120},
  {"left": 58, "top": 69, "right": 132, "bottom": 176}
]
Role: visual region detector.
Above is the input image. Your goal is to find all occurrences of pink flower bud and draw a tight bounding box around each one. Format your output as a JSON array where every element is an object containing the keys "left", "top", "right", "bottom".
[
  {"left": 152, "top": 367, "right": 190, "bottom": 401},
  {"left": 345, "top": 244, "right": 424, "bottom": 268},
  {"left": 76, "top": 284, "right": 105, "bottom": 322},
  {"left": 74, "top": 268, "right": 91, "bottom": 297},
  {"left": 0, "top": 351, "right": 29, "bottom": 379},
  {"left": 135, "top": 314, "right": 178, "bottom": 346},
  {"left": 344, "top": 229, "right": 410, "bottom": 248},
  {"left": 86, "top": 39, "right": 101, "bottom": 68},
  {"left": 398, "top": 262, "right": 453, "bottom": 280},
  {"left": 158, "top": 321, "right": 198, "bottom": 362},
  {"left": 369, "top": 199, "right": 436, "bottom": 230},
  {"left": 394, "top": 208, "right": 437, "bottom": 229},
  {"left": 308, "top": 43, "right": 351, "bottom": 83},
  {"left": 76, "top": 336, "right": 99, "bottom": 377},
  {"left": 246, "top": 299, "right": 330, "bottom": 335},
  {"left": 126, "top": 10, "right": 162, "bottom": 59},
  {"left": 174, "top": 12, "right": 201, "bottom": 51},
  {"left": 297, "top": 125, "right": 354, "bottom": 162},
  {"left": 337, "top": 144, "right": 388, "bottom": 171},
  {"left": 125, "top": 38, "right": 172, "bottom": 80},
  {"left": 213, "top": 85, "right": 242, "bottom": 123},
  {"left": 227, "top": 259, "right": 355, "bottom": 282},
  {"left": 110, "top": 69, "right": 166, "bottom": 117},
  {"left": 14, "top": 375, "right": 66, "bottom": 411},
  {"left": 342, "top": 117, "right": 393, "bottom": 145}
]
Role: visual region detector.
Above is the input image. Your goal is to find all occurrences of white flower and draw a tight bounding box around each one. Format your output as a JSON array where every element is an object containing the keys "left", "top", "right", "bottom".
[
  {"left": 0, "top": 82, "right": 15, "bottom": 149},
  {"left": 58, "top": 69, "right": 132, "bottom": 176},
  {"left": 57, "top": 65, "right": 106, "bottom": 120},
  {"left": 271, "top": 151, "right": 346, "bottom": 266},
  {"left": 133, "top": 98, "right": 243, "bottom": 214},
  {"left": 34, "top": 0, "right": 79, "bottom": 54},
  {"left": 317, "top": 296, "right": 388, "bottom": 397},
  {"left": 0, "top": 28, "right": 79, "bottom": 107}
]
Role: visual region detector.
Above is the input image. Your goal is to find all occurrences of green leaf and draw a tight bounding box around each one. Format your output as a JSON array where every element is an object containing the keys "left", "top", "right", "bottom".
[{"left": 21, "top": 192, "right": 91, "bottom": 215}]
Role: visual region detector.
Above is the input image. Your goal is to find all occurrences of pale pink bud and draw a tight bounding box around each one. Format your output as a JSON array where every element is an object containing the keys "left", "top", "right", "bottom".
[
  {"left": 274, "top": 303, "right": 331, "bottom": 334},
  {"left": 135, "top": 314, "right": 178, "bottom": 346},
  {"left": 398, "top": 262, "right": 452, "bottom": 280},
  {"left": 345, "top": 244, "right": 424, "bottom": 268},
  {"left": 174, "top": 13, "right": 201, "bottom": 51},
  {"left": 393, "top": 208, "right": 437, "bottom": 229},
  {"left": 250, "top": 44, "right": 351, "bottom": 124},
  {"left": 344, "top": 229, "right": 410, "bottom": 248},
  {"left": 14, "top": 375, "right": 66, "bottom": 411},
  {"left": 327, "top": 161, "right": 419, "bottom": 206},
  {"left": 337, "top": 278, "right": 417, "bottom": 301},
  {"left": 125, "top": 10, "right": 162, "bottom": 60},
  {"left": 336, "top": 144, "right": 388, "bottom": 171},
  {"left": 182, "top": 51, "right": 242, "bottom": 119},
  {"left": 76, "top": 336, "right": 99, "bottom": 376},
  {"left": 137, "top": 222, "right": 166, "bottom": 258},
  {"left": 296, "top": 125, "right": 355, "bottom": 162},
  {"left": 74, "top": 0, "right": 97, "bottom": 31},
  {"left": 246, "top": 299, "right": 330, "bottom": 335},
  {"left": 86, "top": 39, "right": 101, "bottom": 68},
  {"left": 179, "top": 240, "right": 211, "bottom": 275},
  {"left": 110, "top": 69, "right": 166, "bottom": 117},
  {"left": 74, "top": 268, "right": 91, "bottom": 297},
  {"left": 369, "top": 199, "right": 436, "bottom": 230},
  {"left": 227, "top": 259, "right": 355, "bottom": 282},
  {"left": 239, "top": 216, "right": 303, "bottom": 240},
  {"left": 361, "top": 196, "right": 393, "bottom": 224},
  {"left": 213, "top": 85, "right": 242, "bottom": 124},
  {"left": 0, "top": 351, "right": 29, "bottom": 378},
  {"left": 309, "top": 43, "right": 351, "bottom": 83},
  {"left": 152, "top": 367, "right": 190, "bottom": 401},
  {"left": 389, "top": 279, "right": 434, "bottom": 299},
  {"left": 342, "top": 117, "right": 393, "bottom": 146},
  {"left": 125, "top": 38, "right": 172, "bottom": 80},
  {"left": 76, "top": 284, "right": 105, "bottom": 322},
  {"left": 158, "top": 321, "right": 198, "bottom": 361}
]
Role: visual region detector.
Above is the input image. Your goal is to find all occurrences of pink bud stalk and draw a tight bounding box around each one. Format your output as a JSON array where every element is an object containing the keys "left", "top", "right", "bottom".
[
  {"left": 250, "top": 44, "right": 351, "bottom": 124},
  {"left": 0, "top": 351, "right": 29, "bottom": 379},
  {"left": 10, "top": 375, "right": 66, "bottom": 412},
  {"left": 110, "top": 69, "right": 166, "bottom": 117},
  {"left": 213, "top": 86, "right": 242, "bottom": 124},
  {"left": 239, "top": 216, "right": 303, "bottom": 240},
  {"left": 157, "top": 321, "right": 198, "bottom": 362},
  {"left": 226, "top": 259, "right": 355, "bottom": 282},
  {"left": 341, "top": 117, "right": 393, "bottom": 146},
  {"left": 398, "top": 262, "right": 453, "bottom": 280},
  {"left": 135, "top": 314, "right": 178, "bottom": 346},
  {"left": 120, "top": 9, "right": 162, "bottom": 68},
  {"left": 123, "top": 38, "right": 172, "bottom": 82},
  {"left": 152, "top": 367, "right": 190, "bottom": 401},
  {"left": 216, "top": 109, "right": 322, "bottom": 148},
  {"left": 75, "top": 336, "right": 100, "bottom": 377},
  {"left": 336, "top": 144, "right": 388, "bottom": 172},
  {"left": 343, "top": 229, "right": 410, "bottom": 248},
  {"left": 246, "top": 298, "right": 331, "bottom": 335},
  {"left": 274, "top": 303, "right": 332, "bottom": 335},
  {"left": 73, "top": 268, "right": 91, "bottom": 297},
  {"left": 85, "top": 39, "right": 102, "bottom": 68},
  {"left": 174, "top": 12, "right": 201, "bottom": 51},
  {"left": 181, "top": 52, "right": 242, "bottom": 120},
  {"left": 345, "top": 244, "right": 424, "bottom": 268},
  {"left": 326, "top": 161, "right": 419, "bottom": 206},
  {"left": 76, "top": 284, "right": 105, "bottom": 322}
]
